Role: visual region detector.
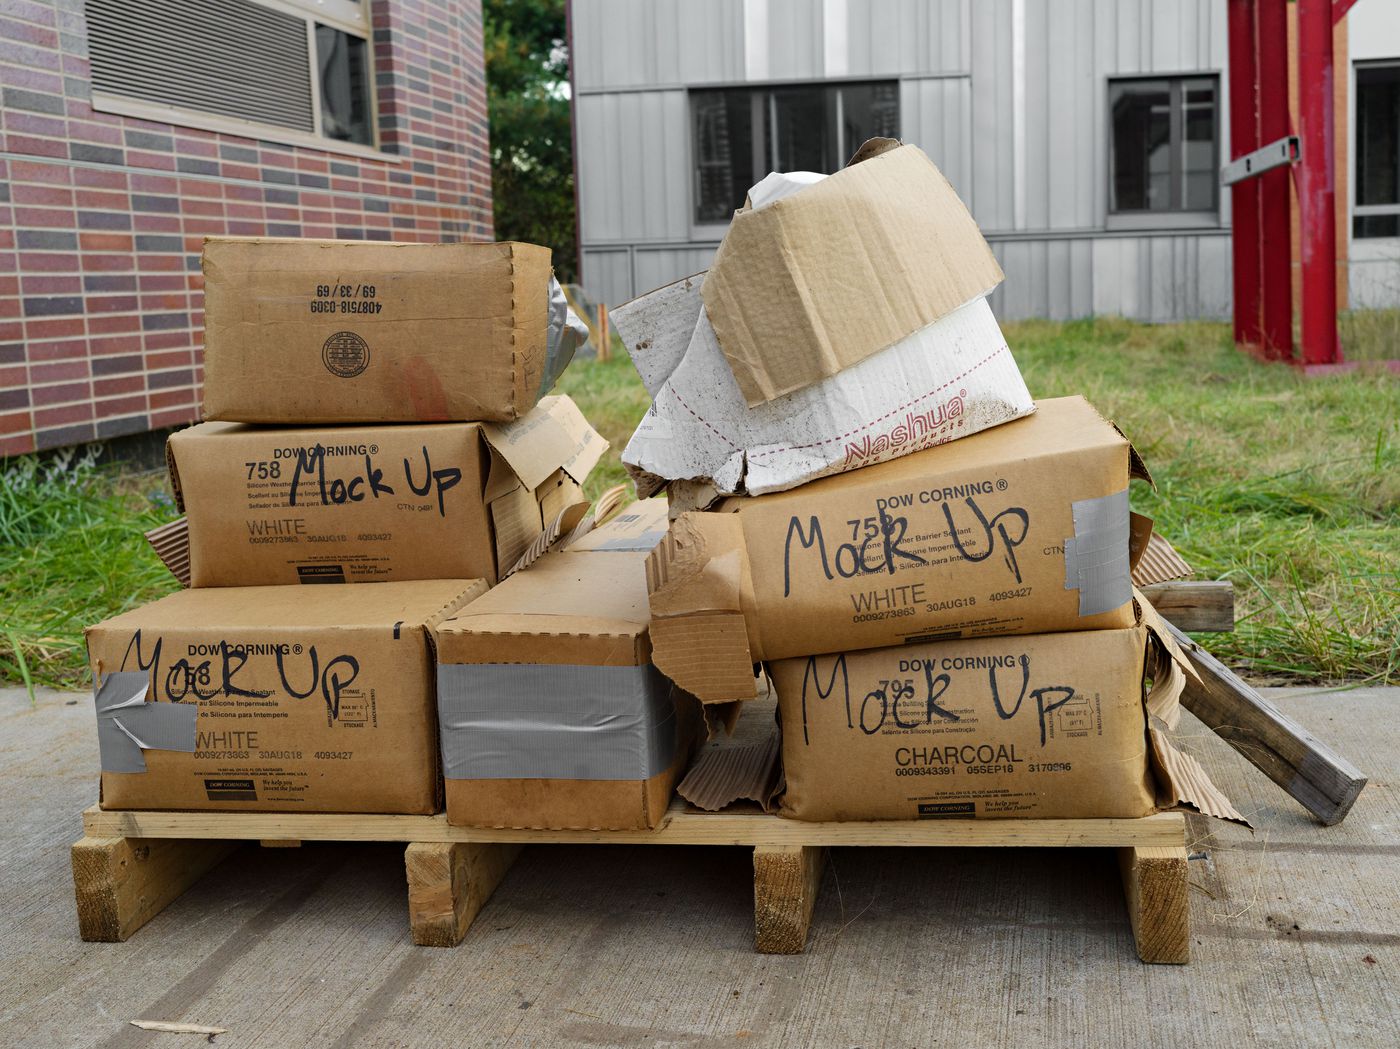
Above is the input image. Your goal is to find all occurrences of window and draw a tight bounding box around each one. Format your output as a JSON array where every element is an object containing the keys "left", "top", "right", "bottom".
[
  {"left": 1355, "top": 63, "right": 1400, "bottom": 238},
  {"left": 1109, "top": 76, "right": 1219, "bottom": 218},
  {"left": 691, "top": 82, "right": 900, "bottom": 225},
  {"left": 86, "top": 0, "right": 376, "bottom": 150}
]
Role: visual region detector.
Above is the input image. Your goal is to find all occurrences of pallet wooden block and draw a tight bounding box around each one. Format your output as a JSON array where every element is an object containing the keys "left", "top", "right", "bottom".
[{"left": 75, "top": 805, "right": 1189, "bottom": 961}]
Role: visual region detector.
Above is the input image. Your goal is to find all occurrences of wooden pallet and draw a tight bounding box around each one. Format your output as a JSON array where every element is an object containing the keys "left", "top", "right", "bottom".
[{"left": 73, "top": 805, "right": 1191, "bottom": 962}]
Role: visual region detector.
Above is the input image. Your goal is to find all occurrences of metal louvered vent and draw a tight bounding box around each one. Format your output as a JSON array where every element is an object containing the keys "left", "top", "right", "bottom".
[{"left": 86, "top": 0, "right": 315, "bottom": 134}]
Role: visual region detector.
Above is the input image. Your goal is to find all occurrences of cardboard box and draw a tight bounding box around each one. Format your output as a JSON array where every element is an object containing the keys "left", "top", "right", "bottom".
[
  {"left": 86, "top": 579, "right": 487, "bottom": 813},
  {"left": 167, "top": 395, "right": 605, "bottom": 588},
  {"left": 701, "top": 141, "right": 1004, "bottom": 406},
  {"left": 769, "top": 597, "right": 1242, "bottom": 822},
  {"left": 647, "top": 397, "right": 1146, "bottom": 703},
  {"left": 433, "top": 498, "right": 702, "bottom": 830},
  {"left": 616, "top": 271, "right": 1033, "bottom": 497},
  {"left": 202, "top": 238, "right": 577, "bottom": 423}
]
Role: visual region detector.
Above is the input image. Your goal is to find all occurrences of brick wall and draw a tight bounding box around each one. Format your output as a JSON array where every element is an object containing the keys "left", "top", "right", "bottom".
[{"left": 0, "top": 0, "right": 492, "bottom": 456}]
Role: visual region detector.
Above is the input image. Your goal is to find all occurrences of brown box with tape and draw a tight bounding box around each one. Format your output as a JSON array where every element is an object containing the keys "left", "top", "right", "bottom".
[
  {"left": 769, "top": 596, "right": 1242, "bottom": 822},
  {"left": 647, "top": 396, "right": 1147, "bottom": 703},
  {"left": 432, "top": 498, "right": 702, "bottom": 831},
  {"left": 165, "top": 395, "right": 605, "bottom": 588},
  {"left": 86, "top": 579, "right": 487, "bottom": 813},
  {"left": 201, "top": 238, "right": 555, "bottom": 423}
]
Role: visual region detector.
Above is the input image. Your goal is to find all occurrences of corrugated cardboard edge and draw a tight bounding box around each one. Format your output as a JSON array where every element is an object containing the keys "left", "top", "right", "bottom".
[
  {"left": 500, "top": 483, "right": 633, "bottom": 579},
  {"left": 1132, "top": 532, "right": 1194, "bottom": 587},
  {"left": 145, "top": 517, "right": 191, "bottom": 587},
  {"left": 677, "top": 725, "right": 782, "bottom": 812},
  {"left": 645, "top": 512, "right": 759, "bottom": 704}
]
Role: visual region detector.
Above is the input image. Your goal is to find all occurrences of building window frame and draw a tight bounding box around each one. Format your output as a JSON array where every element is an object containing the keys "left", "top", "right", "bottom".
[
  {"left": 1352, "top": 58, "right": 1400, "bottom": 239},
  {"left": 688, "top": 78, "right": 901, "bottom": 238},
  {"left": 1105, "top": 72, "right": 1222, "bottom": 232},
  {"left": 87, "top": 0, "right": 388, "bottom": 160}
]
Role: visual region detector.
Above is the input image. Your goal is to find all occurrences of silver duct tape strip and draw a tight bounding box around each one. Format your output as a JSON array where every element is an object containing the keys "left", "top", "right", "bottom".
[
  {"left": 94, "top": 671, "right": 198, "bottom": 774},
  {"left": 1063, "top": 488, "right": 1132, "bottom": 616},
  {"left": 541, "top": 278, "right": 588, "bottom": 398},
  {"left": 438, "top": 663, "right": 678, "bottom": 781}
]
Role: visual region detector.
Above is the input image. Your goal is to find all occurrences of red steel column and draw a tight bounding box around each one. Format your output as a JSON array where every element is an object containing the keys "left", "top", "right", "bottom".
[
  {"left": 1296, "top": 0, "right": 1341, "bottom": 365},
  {"left": 1256, "top": 0, "right": 1293, "bottom": 360},
  {"left": 1227, "top": 0, "right": 1263, "bottom": 351}
]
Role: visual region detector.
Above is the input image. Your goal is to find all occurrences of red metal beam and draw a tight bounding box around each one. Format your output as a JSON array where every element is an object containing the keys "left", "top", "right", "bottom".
[
  {"left": 1257, "top": 0, "right": 1293, "bottom": 361},
  {"left": 1228, "top": 0, "right": 1264, "bottom": 352},
  {"left": 1333, "top": 0, "right": 1362, "bottom": 25},
  {"left": 1297, "top": 0, "right": 1342, "bottom": 365}
]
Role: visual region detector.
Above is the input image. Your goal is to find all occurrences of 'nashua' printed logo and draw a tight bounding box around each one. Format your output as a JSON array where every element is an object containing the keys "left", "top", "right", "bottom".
[{"left": 843, "top": 390, "right": 966, "bottom": 466}]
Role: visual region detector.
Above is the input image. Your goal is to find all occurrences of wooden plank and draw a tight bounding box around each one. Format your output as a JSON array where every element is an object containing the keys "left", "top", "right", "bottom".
[
  {"left": 70, "top": 836, "right": 237, "bottom": 942},
  {"left": 1118, "top": 845, "right": 1190, "bottom": 964},
  {"left": 1166, "top": 622, "right": 1368, "bottom": 825},
  {"left": 753, "top": 845, "right": 826, "bottom": 954},
  {"left": 83, "top": 807, "right": 1186, "bottom": 850},
  {"left": 1141, "top": 581, "right": 1235, "bottom": 632},
  {"left": 405, "top": 842, "right": 523, "bottom": 948}
]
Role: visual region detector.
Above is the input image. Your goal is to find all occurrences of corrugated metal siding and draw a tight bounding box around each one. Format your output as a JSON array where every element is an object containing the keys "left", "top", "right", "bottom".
[
  {"left": 899, "top": 77, "right": 971, "bottom": 205},
  {"left": 575, "top": 91, "right": 689, "bottom": 244},
  {"left": 575, "top": 0, "right": 1236, "bottom": 318}
]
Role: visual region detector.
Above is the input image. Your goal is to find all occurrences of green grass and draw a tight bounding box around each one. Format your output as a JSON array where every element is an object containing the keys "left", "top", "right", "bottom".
[
  {"left": 3, "top": 320, "right": 1397, "bottom": 690},
  {"left": 0, "top": 449, "right": 180, "bottom": 692}
]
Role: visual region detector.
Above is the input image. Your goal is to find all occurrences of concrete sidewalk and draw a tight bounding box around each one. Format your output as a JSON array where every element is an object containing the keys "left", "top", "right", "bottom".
[{"left": 1, "top": 684, "right": 1396, "bottom": 1049}]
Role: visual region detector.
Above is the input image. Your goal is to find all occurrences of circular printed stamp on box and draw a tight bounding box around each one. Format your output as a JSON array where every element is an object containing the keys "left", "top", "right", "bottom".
[{"left": 322, "top": 331, "right": 370, "bottom": 378}]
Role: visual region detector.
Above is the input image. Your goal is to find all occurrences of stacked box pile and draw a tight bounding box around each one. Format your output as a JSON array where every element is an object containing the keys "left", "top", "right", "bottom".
[
  {"left": 86, "top": 237, "right": 619, "bottom": 816},
  {"left": 618, "top": 139, "right": 1241, "bottom": 824}
]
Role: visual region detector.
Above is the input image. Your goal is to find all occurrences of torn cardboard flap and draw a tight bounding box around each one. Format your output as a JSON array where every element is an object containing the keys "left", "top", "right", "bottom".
[
  {"left": 677, "top": 695, "right": 783, "bottom": 812},
  {"left": 616, "top": 271, "right": 1034, "bottom": 498},
  {"left": 702, "top": 143, "right": 1005, "bottom": 406},
  {"left": 482, "top": 394, "right": 607, "bottom": 499}
]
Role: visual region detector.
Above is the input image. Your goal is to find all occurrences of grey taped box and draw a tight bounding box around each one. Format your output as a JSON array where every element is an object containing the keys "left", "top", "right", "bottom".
[
  {"left": 94, "top": 671, "right": 198, "bottom": 774},
  {"left": 1064, "top": 488, "right": 1132, "bottom": 616},
  {"left": 438, "top": 663, "right": 678, "bottom": 781}
]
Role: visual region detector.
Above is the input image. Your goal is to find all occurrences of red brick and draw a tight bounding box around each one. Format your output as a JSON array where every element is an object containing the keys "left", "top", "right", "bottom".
[
  {"left": 33, "top": 402, "right": 95, "bottom": 427},
  {"left": 32, "top": 378, "right": 91, "bottom": 404},
  {"left": 94, "top": 375, "right": 145, "bottom": 396},
  {"left": 27, "top": 337, "right": 86, "bottom": 361},
  {"left": 125, "top": 150, "right": 175, "bottom": 171},
  {"left": 7, "top": 134, "right": 66, "bottom": 158},
  {"left": 146, "top": 349, "right": 193, "bottom": 370},
  {"left": 20, "top": 274, "right": 80, "bottom": 295},
  {"left": 90, "top": 334, "right": 142, "bottom": 355},
  {"left": 82, "top": 254, "right": 135, "bottom": 272},
  {"left": 86, "top": 294, "right": 138, "bottom": 313},
  {"left": 25, "top": 316, "right": 85, "bottom": 339},
  {"left": 0, "top": 412, "right": 36, "bottom": 437},
  {"left": 12, "top": 183, "right": 73, "bottom": 207},
  {"left": 143, "top": 331, "right": 190, "bottom": 351},
  {"left": 78, "top": 233, "right": 133, "bottom": 252},
  {"left": 73, "top": 167, "right": 128, "bottom": 190},
  {"left": 14, "top": 205, "right": 74, "bottom": 227},
  {"left": 92, "top": 393, "right": 147, "bottom": 416},
  {"left": 88, "top": 314, "right": 140, "bottom": 335}
]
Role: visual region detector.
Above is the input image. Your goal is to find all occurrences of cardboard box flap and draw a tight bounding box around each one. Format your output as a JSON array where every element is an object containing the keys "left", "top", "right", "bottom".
[
  {"left": 613, "top": 273, "right": 707, "bottom": 397},
  {"left": 1149, "top": 727, "right": 1249, "bottom": 824},
  {"left": 482, "top": 394, "right": 607, "bottom": 499},
  {"left": 645, "top": 513, "right": 759, "bottom": 703},
  {"left": 702, "top": 143, "right": 1004, "bottom": 406}
]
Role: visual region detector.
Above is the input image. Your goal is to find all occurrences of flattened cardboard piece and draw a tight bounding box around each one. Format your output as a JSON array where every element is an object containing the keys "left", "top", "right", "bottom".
[
  {"left": 86, "top": 579, "right": 487, "bottom": 813},
  {"left": 166, "top": 395, "right": 602, "bottom": 589},
  {"left": 770, "top": 605, "right": 1243, "bottom": 824},
  {"left": 616, "top": 274, "right": 1034, "bottom": 497},
  {"left": 646, "top": 397, "right": 1142, "bottom": 704},
  {"left": 702, "top": 144, "right": 1004, "bottom": 405},
  {"left": 201, "top": 238, "right": 554, "bottom": 423},
  {"left": 433, "top": 509, "right": 697, "bottom": 830}
]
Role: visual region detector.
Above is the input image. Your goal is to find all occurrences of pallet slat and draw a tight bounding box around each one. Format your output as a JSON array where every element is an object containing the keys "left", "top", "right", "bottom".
[{"left": 82, "top": 805, "right": 1187, "bottom": 849}]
